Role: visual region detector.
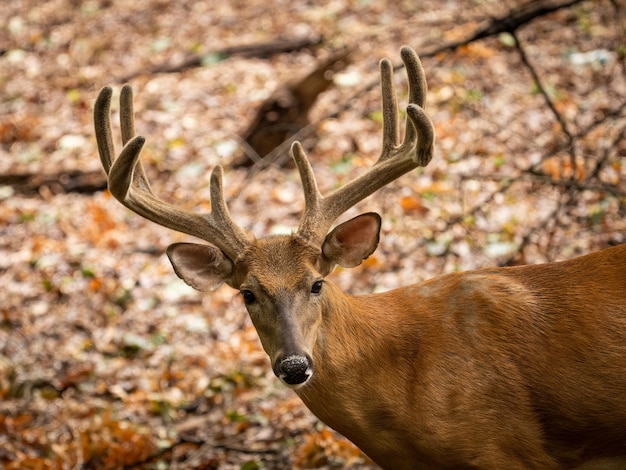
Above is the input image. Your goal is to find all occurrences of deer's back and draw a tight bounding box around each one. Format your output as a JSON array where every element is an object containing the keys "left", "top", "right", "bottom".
[{"left": 360, "top": 243, "right": 626, "bottom": 468}]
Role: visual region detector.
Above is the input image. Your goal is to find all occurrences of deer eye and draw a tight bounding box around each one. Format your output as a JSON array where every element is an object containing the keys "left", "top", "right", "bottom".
[
  {"left": 241, "top": 290, "right": 256, "bottom": 304},
  {"left": 311, "top": 280, "right": 323, "bottom": 295}
]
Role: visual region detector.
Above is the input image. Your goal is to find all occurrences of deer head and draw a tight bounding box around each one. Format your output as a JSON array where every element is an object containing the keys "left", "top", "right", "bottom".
[{"left": 94, "top": 46, "right": 434, "bottom": 387}]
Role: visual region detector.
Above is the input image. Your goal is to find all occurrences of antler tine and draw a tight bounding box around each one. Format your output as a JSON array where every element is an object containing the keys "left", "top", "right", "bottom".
[
  {"left": 94, "top": 85, "right": 151, "bottom": 191},
  {"left": 399, "top": 47, "right": 433, "bottom": 165},
  {"left": 119, "top": 84, "right": 136, "bottom": 145},
  {"left": 379, "top": 56, "right": 400, "bottom": 160},
  {"left": 295, "top": 46, "right": 435, "bottom": 245},
  {"left": 292, "top": 141, "right": 323, "bottom": 238},
  {"left": 118, "top": 85, "right": 153, "bottom": 193},
  {"left": 94, "top": 86, "right": 116, "bottom": 175},
  {"left": 94, "top": 86, "right": 251, "bottom": 260}
]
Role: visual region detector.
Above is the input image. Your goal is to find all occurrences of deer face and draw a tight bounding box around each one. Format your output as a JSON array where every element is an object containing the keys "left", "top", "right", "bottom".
[
  {"left": 166, "top": 213, "right": 382, "bottom": 388},
  {"left": 237, "top": 236, "right": 324, "bottom": 387}
]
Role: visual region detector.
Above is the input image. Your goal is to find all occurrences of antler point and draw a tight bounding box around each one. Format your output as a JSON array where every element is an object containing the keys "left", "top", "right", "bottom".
[
  {"left": 210, "top": 165, "right": 225, "bottom": 185},
  {"left": 400, "top": 45, "right": 413, "bottom": 55}
]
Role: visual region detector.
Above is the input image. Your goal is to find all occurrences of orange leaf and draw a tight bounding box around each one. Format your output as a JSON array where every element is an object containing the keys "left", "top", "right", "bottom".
[
  {"left": 362, "top": 255, "right": 380, "bottom": 268},
  {"left": 400, "top": 195, "right": 427, "bottom": 215},
  {"left": 89, "top": 278, "right": 102, "bottom": 291}
]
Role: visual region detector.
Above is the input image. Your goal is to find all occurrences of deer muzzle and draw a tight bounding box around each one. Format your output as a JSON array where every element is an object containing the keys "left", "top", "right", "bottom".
[{"left": 275, "top": 353, "right": 313, "bottom": 387}]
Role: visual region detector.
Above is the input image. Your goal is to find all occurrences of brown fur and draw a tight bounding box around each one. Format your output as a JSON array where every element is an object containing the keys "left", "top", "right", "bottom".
[
  {"left": 167, "top": 223, "right": 626, "bottom": 470},
  {"left": 161, "top": 214, "right": 626, "bottom": 469},
  {"left": 291, "top": 243, "right": 626, "bottom": 469}
]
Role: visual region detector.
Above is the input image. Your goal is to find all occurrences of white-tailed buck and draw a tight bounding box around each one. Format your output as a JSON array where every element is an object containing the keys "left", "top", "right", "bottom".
[{"left": 94, "top": 47, "right": 626, "bottom": 469}]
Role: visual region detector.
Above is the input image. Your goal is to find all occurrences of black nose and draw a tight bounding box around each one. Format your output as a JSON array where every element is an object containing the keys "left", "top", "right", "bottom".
[{"left": 276, "top": 354, "right": 312, "bottom": 386}]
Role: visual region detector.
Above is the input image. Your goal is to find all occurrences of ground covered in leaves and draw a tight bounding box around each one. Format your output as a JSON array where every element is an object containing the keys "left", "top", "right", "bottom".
[{"left": 1, "top": 0, "right": 625, "bottom": 468}]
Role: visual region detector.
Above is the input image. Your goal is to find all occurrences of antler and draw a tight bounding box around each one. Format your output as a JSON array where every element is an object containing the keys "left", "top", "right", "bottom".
[
  {"left": 94, "top": 85, "right": 251, "bottom": 261},
  {"left": 294, "top": 46, "right": 435, "bottom": 245}
]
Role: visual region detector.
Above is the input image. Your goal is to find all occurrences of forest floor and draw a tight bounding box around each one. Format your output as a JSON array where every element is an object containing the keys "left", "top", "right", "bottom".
[{"left": 1, "top": 0, "right": 624, "bottom": 468}]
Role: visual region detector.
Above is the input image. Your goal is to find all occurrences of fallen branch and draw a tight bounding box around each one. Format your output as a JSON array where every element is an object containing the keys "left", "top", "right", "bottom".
[
  {"left": 420, "top": 0, "right": 587, "bottom": 57},
  {"left": 118, "top": 34, "right": 323, "bottom": 83},
  {"left": 0, "top": 170, "right": 106, "bottom": 196}
]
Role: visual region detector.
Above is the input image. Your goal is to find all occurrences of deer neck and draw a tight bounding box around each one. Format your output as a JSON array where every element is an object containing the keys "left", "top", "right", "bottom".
[
  {"left": 317, "top": 281, "right": 393, "bottom": 370},
  {"left": 296, "top": 282, "right": 414, "bottom": 433}
]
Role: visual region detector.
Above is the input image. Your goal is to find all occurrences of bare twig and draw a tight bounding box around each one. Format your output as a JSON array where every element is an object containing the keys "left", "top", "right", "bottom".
[{"left": 510, "top": 30, "right": 578, "bottom": 173}]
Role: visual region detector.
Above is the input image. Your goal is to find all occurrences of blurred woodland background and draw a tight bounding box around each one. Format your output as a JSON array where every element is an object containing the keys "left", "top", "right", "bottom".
[{"left": 0, "top": 0, "right": 624, "bottom": 468}]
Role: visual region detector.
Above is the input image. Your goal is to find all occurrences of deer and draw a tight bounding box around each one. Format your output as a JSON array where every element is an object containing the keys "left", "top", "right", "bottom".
[{"left": 94, "top": 46, "right": 626, "bottom": 469}]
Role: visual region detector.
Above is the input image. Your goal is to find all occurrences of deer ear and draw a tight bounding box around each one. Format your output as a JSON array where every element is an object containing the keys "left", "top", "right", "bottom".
[
  {"left": 166, "top": 243, "right": 234, "bottom": 291},
  {"left": 321, "top": 213, "right": 381, "bottom": 268}
]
